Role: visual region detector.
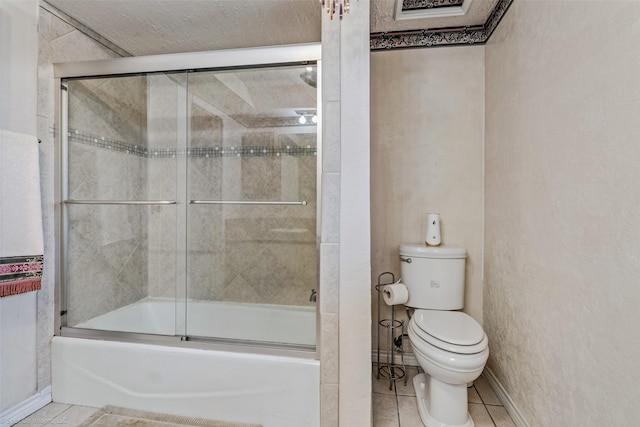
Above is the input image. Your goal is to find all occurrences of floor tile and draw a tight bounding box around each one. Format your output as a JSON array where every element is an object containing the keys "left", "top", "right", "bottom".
[
  {"left": 469, "top": 403, "right": 496, "bottom": 427},
  {"left": 468, "top": 385, "right": 483, "bottom": 404},
  {"left": 395, "top": 366, "right": 417, "bottom": 397},
  {"left": 373, "top": 392, "right": 398, "bottom": 421},
  {"left": 373, "top": 416, "right": 400, "bottom": 427},
  {"left": 47, "top": 405, "right": 99, "bottom": 426},
  {"left": 474, "top": 374, "right": 502, "bottom": 406},
  {"left": 372, "top": 364, "right": 397, "bottom": 395},
  {"left": 18, "top": 403, "right": 71, "bottom": 426},
  {"left": 371, "top": 363, "right": 516, "bottom": 427},
  {"left": 397, "top": 395, "right": 424, "bottom": 427},
  {"left": 486, "top": 405, "right": 516, "bottom": 427}
]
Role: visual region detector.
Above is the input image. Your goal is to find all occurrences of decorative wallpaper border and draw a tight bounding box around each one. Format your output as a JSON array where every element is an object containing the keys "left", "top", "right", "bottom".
[
  {"left": 0, "top": 255, "right": 44, "bottom": 298},
  {"left": 370, "top": 0, "right": 514, "bottom": 50},
  {"left": 68, "top": 130, "right": 317, "bottom": 158}
]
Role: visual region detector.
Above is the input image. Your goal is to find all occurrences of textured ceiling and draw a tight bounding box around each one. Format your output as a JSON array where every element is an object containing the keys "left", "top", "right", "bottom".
[
  {"left": 44, "top": 0, "right": 499, "bottom": 56},
  {"left": 45, "top": 0, "right": 322, "bottom": 56}
]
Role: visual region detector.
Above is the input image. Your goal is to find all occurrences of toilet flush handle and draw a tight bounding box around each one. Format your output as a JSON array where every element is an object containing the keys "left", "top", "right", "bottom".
[{"left": 400, "top": 256, "right": 412, "bottom": 263}]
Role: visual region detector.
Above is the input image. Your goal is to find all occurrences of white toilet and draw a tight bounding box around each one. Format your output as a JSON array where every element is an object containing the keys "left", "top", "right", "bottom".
[{"left": 399, "top": 244, "right": 489, "bottom": 427}]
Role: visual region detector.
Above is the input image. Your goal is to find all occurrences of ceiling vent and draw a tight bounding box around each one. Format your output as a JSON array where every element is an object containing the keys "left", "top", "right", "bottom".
[{"left": 394, "top": 0, "right": 473, "bottom": 21}]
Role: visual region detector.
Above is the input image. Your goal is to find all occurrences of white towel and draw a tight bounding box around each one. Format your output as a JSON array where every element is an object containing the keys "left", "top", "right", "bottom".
[{"left": 0, "top": 129, "right": 44, "bottom": 297}]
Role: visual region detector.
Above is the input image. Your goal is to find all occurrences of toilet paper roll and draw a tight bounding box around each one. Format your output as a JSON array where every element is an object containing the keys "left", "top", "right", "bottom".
[{"left": 382, "top": 283, "right": 409, "bottom": 306}]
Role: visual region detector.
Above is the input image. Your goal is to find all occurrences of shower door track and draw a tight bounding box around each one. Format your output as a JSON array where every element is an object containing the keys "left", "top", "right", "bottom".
[{"left": 59, "top": 326, "right": 317, "bottom": 359}]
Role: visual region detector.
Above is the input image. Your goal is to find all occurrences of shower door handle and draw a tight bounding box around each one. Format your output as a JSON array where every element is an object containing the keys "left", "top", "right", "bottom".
[
  {"left": 189, "top": 200, "right": 307, "bottom": 206},
  {"left": 64, "top": 200, "right": 177, "bottom": 205}
]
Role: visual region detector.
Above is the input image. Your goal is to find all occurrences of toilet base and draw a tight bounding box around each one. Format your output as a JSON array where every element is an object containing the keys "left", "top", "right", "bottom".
[{"left": 413, "top": 373, "right": 474, "bottom": 427}]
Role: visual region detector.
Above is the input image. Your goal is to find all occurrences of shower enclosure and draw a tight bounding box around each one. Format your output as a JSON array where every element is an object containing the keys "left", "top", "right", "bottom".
[{"left": 56, "top": 45, "right": 320, "bottom": 351}]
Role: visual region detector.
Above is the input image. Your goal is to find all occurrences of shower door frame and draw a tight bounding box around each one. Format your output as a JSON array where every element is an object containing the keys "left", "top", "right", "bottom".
[{"left": 53, "top": 43, "right": 322, "bottom": 359}]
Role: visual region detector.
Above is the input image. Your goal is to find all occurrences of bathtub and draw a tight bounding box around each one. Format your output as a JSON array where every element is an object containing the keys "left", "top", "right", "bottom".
[
  {"left": 75, "top": 297, "right": 316, "bottom": 346},
  {"left": 52, "top": 299, "right": 319, "bottom": 427}
]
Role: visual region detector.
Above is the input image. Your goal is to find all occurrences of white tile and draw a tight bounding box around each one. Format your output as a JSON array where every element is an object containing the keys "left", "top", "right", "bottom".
[
  {"left": 320, "top": 172, "right": 340, "bottom": 243},
  {"left": 474, "top": 374, "right": 502, "bottom": 406},
  {"left": 322, "top": 101, "right": 340, "bottom": 173},
  {"left": 320, "top": 28, "right": 340, "bottom": 102},
  {"left": 320, "top": 384, "right": 339, "bottom": 427},
  {"left": 319, "top": 243, "right": 339, "bottom": 314},
  {"left": 48, "top": 405, "right": 100, "bottom": 427},
  {"left": 469, "top": 403, "right": 495, "bottom": 427},
  {"left": 486, "top": 405, "right": 517, "bottom": 427},
  {"left": 320, "top": 313, "right": 339, "bottom": 384}
]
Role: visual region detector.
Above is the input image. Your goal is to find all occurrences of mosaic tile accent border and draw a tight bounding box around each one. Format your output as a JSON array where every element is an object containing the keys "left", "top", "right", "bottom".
[
  {"left": 68, "top": 130, "right": 317, "bottom": 158},
  {"left": 68, "top": 129, "right": 147, "bottom": 157},
  {"left": 370, "top": 0, "right": 514, "bottom": 50}
]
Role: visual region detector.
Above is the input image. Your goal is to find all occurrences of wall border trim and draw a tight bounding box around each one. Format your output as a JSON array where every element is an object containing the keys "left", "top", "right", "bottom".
[
  {"left": 0, "top": 386, "right": 52, "bottom": 427},
  {"left": 483, "top": 367, "right": 530, "bottom": 427}
]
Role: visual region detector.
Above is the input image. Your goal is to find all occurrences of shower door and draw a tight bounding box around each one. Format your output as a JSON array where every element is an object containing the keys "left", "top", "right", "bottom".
[
  {"left": 59, "top": 51, "right": 319, "bottom": 349},
  {"left": 185, "top": 65, "right": 318, "bottom": 346},
  {"left": 62, "top": 72, "right": 187, "bottom": 336}
]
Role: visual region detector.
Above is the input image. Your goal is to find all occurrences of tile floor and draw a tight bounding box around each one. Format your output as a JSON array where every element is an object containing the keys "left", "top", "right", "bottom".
[
  {"left": 373, "top": 365, "right": 516, "bottom": 427},
  {"left": 15, "top": 403, "right": 99, "bottom": 427}
]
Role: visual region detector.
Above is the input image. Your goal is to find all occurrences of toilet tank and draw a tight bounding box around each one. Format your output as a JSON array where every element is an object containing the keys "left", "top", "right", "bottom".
[{"left": 399, "top": 244, "right": 467, "bottom": 310}]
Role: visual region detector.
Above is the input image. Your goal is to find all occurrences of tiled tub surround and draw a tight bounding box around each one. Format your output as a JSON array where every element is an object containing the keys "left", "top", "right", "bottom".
[
  {"left": 66, "top": 131, "right": 317, "bottom": 324},
  {"left": 64, "top": 68, "right": 318, "bottom": 335}
]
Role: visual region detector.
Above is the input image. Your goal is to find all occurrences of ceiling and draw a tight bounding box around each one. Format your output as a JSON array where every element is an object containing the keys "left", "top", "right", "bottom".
[{"left": 44, "top": 0, "right": 500, "bottom": 56}]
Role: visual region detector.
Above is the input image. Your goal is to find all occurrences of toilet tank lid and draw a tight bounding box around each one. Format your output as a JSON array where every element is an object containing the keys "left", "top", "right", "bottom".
[{"left": 399, "top": 244, "right": 467, "bottom": 259}]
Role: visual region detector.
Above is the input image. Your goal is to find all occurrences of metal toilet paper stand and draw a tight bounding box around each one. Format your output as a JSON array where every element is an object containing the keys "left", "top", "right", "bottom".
[{"left": 375, "top": 272, "right": 406, "bottom": 390}]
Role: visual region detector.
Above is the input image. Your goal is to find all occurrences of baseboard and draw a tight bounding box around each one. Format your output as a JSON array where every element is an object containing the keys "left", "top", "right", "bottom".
[
  {"left": 0, "top": 386, "right": 52, "bottom": 427},
  {"left": 483, "top": 368, "right": 530, "bottom": 427},
  {"left": 372, "top": 349, "right": 418, "bottom": 367}
]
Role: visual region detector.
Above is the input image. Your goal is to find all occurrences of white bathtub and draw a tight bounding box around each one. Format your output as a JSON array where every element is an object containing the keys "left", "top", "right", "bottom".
[
  {"left": 52, "top": 337, "right": 319, "bottom": 427},
  {"left": 52, "top": 299, "right": 319, "bottom": 427},
  {"left": 75, "top": 297, "right": 316, "bottom": 346}
]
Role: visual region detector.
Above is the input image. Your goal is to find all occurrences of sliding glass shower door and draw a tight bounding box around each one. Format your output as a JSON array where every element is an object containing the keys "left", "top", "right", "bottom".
[
  {"left": 185, "top": 66, "right": 318, "bottom": 345},
  {"left": 60, "top": 57, "right": 318, "bottom": 348}
]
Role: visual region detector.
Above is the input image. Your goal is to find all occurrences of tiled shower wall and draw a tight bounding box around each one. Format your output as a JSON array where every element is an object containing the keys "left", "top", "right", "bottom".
[
  {"left": 65, "top": 76, "right": 149, "bottom": 325},
  {"left": 65, "top": 71, "right": 318, "bottom": 325}
]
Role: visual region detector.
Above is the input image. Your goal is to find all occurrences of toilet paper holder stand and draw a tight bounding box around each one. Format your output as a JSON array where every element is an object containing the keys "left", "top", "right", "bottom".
[{"left": 375, "top": 272, "right": 407, "bottom": 390}]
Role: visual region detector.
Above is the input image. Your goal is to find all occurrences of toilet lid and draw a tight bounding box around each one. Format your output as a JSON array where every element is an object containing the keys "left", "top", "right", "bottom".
[{"left": 412, "top": 310, "right": 485, "bottom": 347}]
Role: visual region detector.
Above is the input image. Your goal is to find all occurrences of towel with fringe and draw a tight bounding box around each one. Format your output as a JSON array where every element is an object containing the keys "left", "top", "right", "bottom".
[{"left": 0, "top": 129, "right": 44, "bottom": 297}]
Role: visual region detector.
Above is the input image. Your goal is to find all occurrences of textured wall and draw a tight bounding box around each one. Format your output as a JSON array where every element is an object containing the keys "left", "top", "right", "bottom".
[
  {"left": 370, "top": 45, "right": 485, "bottom": 348},
  {"left": 0, "top": 0, "right": 39, "bottom": 411},
  {"left": 484, "top": 2, "right": 640, "bottom": 425}
]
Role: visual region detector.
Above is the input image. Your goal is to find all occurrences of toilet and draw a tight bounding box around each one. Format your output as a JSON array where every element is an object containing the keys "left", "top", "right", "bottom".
[{"left": 399, "top": 244, "right": 489, "bottom": 427}]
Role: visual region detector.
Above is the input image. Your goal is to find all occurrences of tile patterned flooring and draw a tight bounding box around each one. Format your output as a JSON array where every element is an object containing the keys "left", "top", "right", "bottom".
[
  {"left": 373, "top": 365, "right": 516, "bottom": 427},
  {"left": 15, "top": 403, "right": 99, "bottom": 427},
  {"left": 17, "top": 367, "right": 516, "bottom": 427}
]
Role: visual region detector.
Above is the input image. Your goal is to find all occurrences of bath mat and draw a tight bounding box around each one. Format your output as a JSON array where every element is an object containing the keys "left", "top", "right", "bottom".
[{"left": 78, "top": 405, "right": 262, "bottom": 427}]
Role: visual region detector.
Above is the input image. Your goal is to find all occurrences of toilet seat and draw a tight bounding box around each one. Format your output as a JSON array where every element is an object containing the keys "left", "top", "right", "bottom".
[{"left": 411, "top": 310, "right": 487, "bottom": 355}]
